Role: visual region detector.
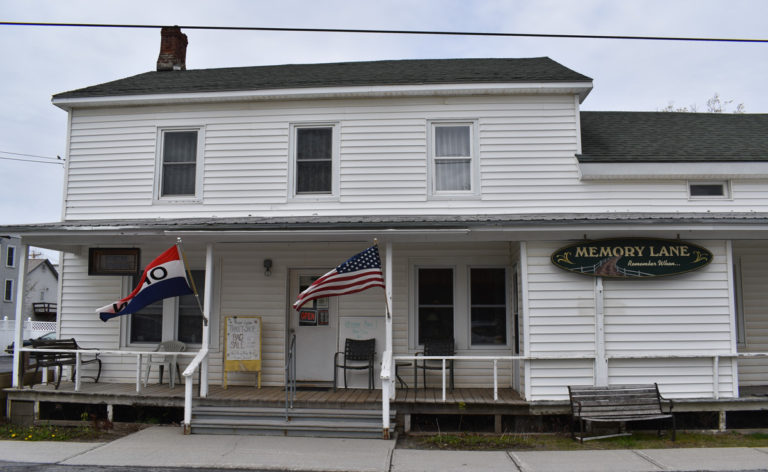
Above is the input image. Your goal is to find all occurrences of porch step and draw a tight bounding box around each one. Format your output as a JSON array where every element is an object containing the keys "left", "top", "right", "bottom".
[{"left": 190, "top": 405, "right": 396, "bottom": 439}]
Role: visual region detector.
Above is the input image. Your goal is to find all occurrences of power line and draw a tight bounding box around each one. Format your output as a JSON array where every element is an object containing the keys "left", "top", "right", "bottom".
[
  {"left": 1, "top": 21, "right": 766, "bottom": 44},
  {"left": 0, "top": 154, "right": 64, "bottom": 166},
  {"left": 0, "top": 150, "right": 60, "bottom": 161}
]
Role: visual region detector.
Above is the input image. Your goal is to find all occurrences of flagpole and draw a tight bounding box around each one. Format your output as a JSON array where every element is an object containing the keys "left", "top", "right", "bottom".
[
  {"left": 373, "top": 238, "right": 392, "bottom": 319},
  {"left": 176, "top": 237, "right": 208, "bottom": 327}
]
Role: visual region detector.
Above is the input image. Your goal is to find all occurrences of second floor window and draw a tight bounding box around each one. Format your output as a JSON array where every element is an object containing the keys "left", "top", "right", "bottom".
[
  {"left": 5, "top": 246, "right": 15, "bottom": 267},
  {"left": 158, "top": 129, "right": 201, "bottom": 199},
  {"left": 431, "top": 122, "right": 476, "bottom": 194},
  {"left": 295, "top": 126, "right": 334, "bottom": 194}
]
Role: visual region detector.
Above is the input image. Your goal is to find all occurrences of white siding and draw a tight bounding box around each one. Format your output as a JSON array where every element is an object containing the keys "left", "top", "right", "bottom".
[
  {"left": 63, "top": 95, "right": 768, "bottom": 221},
  {"left": 57, "top": 241, "right": 519, "bottom": 388},
  {"left": 734, "top": 241, "right": 768, "bottom": 386},
  {"left": 524, "top": 240, "right": 735, "bottom": 401}
]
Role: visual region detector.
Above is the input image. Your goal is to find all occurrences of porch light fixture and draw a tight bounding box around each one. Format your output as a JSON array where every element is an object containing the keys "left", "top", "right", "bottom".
[{"left": 263, "top": 259, "right": 272, "bottom": 277}]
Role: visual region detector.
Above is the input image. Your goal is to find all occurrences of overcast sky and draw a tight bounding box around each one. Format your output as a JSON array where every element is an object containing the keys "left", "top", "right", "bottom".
[{"left": 1, "top": 0, "right": 766, "bottom": 238}]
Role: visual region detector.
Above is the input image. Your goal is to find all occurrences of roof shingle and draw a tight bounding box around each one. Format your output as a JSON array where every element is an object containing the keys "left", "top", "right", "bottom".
[{"left": 53, "top": 57, "right": 591, "bottom": 99}]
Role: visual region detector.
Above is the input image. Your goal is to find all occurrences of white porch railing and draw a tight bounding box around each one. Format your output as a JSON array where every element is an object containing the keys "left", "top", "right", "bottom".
[
  {"left": 16, "top": 346, "right": 198, "bottom": 392},
  {"left": 390, "top": 351, "right": 768, "bottom": 402}
]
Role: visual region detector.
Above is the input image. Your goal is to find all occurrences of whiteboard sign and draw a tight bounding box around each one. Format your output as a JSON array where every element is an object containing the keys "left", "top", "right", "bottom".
[
  {"left": 226, "top": 316, "right": 261, "bottom": 361},
  {"left": 224, "top": 316, "right": 262, "bottom": 388}
]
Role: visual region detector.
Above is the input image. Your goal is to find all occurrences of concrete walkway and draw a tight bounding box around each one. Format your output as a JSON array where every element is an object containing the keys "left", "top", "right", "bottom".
[{"left": 1, "top": 426, "right": 768, "bottom": 471}]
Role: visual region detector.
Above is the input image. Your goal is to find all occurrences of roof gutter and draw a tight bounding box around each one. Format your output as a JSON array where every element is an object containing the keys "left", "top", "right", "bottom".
[{"left": 51, "top": 81, "right": 594, "bottom": 110}]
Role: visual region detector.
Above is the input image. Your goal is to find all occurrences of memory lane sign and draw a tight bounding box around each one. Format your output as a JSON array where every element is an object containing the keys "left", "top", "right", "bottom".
[{"left": 551, "top": 238, "right": 713, "bottom": 278}]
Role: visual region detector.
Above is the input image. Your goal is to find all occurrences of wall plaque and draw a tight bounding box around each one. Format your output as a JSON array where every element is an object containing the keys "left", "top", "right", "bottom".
[{"left": 551, "top": 238, "right": 712, "bottom": 278}]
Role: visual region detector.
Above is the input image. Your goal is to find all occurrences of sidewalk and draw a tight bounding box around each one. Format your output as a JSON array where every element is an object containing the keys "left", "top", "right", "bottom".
[{"left": 1, "top": 426, "right": 768, "bottom": 471}]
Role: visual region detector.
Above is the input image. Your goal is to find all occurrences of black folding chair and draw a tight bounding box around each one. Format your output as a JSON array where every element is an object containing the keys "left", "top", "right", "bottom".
[
  {"left": 333, "top": 338, "right": 375, "bottom": 390},
  {"left": 415, "top": 338, "right": 455, "bottom": 390}
]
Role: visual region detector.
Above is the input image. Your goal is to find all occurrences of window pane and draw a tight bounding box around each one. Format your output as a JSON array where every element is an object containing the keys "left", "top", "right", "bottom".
[
  {"left": 470, "top": 268, "right": 507, "bottom": 345},
  {"left": 297, "top": 128, "right": 332, "bottom": 160},
  {"left": 161, "top": 131, "right": 197, "bottom": 196},
  {"left": 130, "top": 301, "right": 162, "bottom": 343},
  {"left": 6, "top": 247, "right": 15, "bottom": 266},
  {"left": 296, "top": 161, "right": 332, "bottom": 193},
  {"left": 435, "top": 126, "right": 470, "bottom": 157},
  {"left": 162, "top": 163, "right": 196, "bottom": 195},
  {"left": 296, "top": 128, "right": 332, "bottom": 194},
  {"left": 163, "top": 131, "right": 197, "bottom": 163},
  {"left": 435, "top": 159, "right": 471, "bottom": 191},
  {"left": 418, "top": 268, "right": 453, "bottom": 344},
  {"left": 4, "top": 280, "right": 13, "bottom": 301},
  {"left": 178, "top": 270, "right": 204, "bottom": 344},
  {"left": 690, "top": 183, "right": 725, "bottom": 197}
]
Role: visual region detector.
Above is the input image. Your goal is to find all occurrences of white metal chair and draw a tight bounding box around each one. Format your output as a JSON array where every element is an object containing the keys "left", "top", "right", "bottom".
[{"left": 144, "top": 340, "right": 186, "bottom": 388}]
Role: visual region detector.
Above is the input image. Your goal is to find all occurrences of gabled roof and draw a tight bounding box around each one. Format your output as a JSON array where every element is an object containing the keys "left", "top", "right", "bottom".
[
  {"left": 52, "top": 57, "right": 592, "bottom": 100},
  {"left": 26, "top": 258, "right": 58, "bottom": 278},
  {"left": 579, "top": 111, "right": 768, "bottom": 162}
]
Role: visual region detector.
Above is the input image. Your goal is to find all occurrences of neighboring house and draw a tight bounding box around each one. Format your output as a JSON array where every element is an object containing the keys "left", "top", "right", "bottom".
[
  {"left": 4, "top": 28, "right": 768, "bottom": 433},
  {"left": 23, "top": 259, "right": 58, "bottom": 322},
  {"left": 0, "top": 236, "right": 20, "bottom": 320}
]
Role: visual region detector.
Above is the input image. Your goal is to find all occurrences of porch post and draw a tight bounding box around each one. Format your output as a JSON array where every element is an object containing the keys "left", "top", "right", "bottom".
[
  {"left": 11, "top": 245, "right": 29, "bottom": 388},
  {"left": 381, "top": 240, "right": 394, "bottom": 438},
  {"left": 594, "top": 276, "right": 608, "bottom": 385},
  {"left": 200, "top": 242, "right": 214, "bottom": 398}
]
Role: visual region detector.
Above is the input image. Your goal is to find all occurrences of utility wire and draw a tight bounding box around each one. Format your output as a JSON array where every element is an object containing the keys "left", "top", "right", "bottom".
[
  {"left": 0, "top": 153, "right": 65, "bottom": 166},
  {"left": 1, "top": 21, "right": 766, "bottom": 44},
  {"left": 0, "top": 150, "right": 61, "bottom": 160}
]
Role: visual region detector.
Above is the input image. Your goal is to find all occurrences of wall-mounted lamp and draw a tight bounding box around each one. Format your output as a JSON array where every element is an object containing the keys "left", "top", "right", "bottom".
[{"left": 263, "top": 259, "right": 273, "bottom": 277}]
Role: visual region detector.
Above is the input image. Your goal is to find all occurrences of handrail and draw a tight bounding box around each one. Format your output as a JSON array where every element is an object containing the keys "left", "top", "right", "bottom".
[
  {"left": 182, "top": 347, "right": 208, "bottom": 434},
  {"left": 285, "top": 333, "right": 296, "bottom": 419}
]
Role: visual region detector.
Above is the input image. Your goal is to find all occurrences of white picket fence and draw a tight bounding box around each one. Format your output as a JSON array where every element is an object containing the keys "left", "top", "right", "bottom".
[{"left": 0, "top": 318, "right": 56, "bottom": 355}]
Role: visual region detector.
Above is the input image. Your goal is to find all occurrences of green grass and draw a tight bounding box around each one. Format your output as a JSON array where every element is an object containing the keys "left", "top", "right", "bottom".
[{"left": 409, "top": 431, "right": 768, "bottom": 451}]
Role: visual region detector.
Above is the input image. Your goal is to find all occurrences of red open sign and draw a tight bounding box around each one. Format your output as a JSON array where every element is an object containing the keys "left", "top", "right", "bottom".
[{"left": 300, "top": 311, "right": 316, "bottom": 322}]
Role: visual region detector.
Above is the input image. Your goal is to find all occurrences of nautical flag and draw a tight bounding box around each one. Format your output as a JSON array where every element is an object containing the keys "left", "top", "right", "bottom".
[
  {"left": 293, "top": 245, "right": 385, "bottom": 310},
  {"left": 97, "top": 245, "right": 194, "bottom": 322}
]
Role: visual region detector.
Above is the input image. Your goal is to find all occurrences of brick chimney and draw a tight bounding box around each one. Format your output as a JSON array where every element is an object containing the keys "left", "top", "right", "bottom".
[{"left": 156, "top": 26, "right": 188, "bottom": 71}]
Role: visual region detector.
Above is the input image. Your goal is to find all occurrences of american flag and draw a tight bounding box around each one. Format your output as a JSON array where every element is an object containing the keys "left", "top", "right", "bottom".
[{"left": 293, "top": 245, "right": 385, "bottom": 310}]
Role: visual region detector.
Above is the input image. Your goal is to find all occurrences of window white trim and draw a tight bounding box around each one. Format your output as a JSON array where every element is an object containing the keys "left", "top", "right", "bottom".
[
  {"left": 153, "top": 126, "right": 205, "bottom": 203},
  {"left": 409, "top": 257, "right": 510, "bottom": 351},
  {"left": 288, "top": 122, "right": 340, "bottom": 201},
  {"left": 427, "top": 120, "right": 480, "bottom": 199},
  {"left": 688, "top": 180, "right": 731, "bottom": 200},
  {"left": 3, "top": 279, "right": 13, "bottom": 302},
  {"left": 5, "top": 245, "right": 16, "bottom": 268},
  {"left": 121, "top": 268, "right": 208, "bottom": 349}
]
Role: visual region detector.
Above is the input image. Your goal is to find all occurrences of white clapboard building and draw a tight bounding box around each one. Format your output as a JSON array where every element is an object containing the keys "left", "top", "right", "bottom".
[{"left": 4, "top": 27, "right": 768, "bottom": 437}]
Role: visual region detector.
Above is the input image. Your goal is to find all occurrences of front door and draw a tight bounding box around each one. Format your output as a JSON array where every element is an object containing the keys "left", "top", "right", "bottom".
[{"left": 289, "top": 270, "right": 338, "bottom": 383}]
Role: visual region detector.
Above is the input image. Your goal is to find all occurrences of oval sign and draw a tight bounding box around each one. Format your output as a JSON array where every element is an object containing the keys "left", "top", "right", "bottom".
[{"left": 551, "top": 238, "right": 713, "bottom": 278}]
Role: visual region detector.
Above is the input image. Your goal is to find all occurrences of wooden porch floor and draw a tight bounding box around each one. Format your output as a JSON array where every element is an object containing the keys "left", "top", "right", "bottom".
[{"left": 6, "top": 381, "right": 525, "bottom": 410}]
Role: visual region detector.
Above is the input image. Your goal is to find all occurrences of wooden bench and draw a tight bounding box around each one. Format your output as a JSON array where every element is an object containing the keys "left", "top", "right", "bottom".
[
  {"left": 568, "top": 384, "right": 675, "bottom": 442},
  {"left": 29, "top": 338, "right": 101, "bottom": 389}
]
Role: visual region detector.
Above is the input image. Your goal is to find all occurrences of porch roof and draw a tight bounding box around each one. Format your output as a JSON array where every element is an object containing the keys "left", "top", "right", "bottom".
[{"left": 3, "top": 212, "right": 768, "bottom": 250}]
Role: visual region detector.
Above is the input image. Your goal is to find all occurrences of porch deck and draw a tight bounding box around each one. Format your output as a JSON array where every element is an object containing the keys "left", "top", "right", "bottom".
[{"left": 5, "top": 381, "right": 526, "bottom": 411}]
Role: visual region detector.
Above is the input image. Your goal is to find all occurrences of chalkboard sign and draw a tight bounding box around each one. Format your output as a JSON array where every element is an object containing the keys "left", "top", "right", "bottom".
[{"left": 223, "top": 316, "right": 262, "bottom": 389}]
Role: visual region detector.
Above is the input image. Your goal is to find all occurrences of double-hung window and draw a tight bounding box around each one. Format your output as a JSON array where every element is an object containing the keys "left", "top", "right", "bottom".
[
  {"left": 417, "top": 268, "right": 455, "bottom": 344},
  {"left": 291, "top": 124, "right": 339, "bottom": 198},
  {"left": 128, "top": 269, "right": 204, "bottom": 345},
  {"left": 415, "top": 264, "right": 509, "bottom": 348},
  {"left": 156, "top": 129, "right": 202, "bottom": 200},
  {"left": 3, "top": 280, "right": 13, "bottom": 302},
  {"left": 5, "top": 246, "right": 15, "bottom": 267},
  {"left": 430, "top": 122, "right": 477, "bottom": 195}
]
